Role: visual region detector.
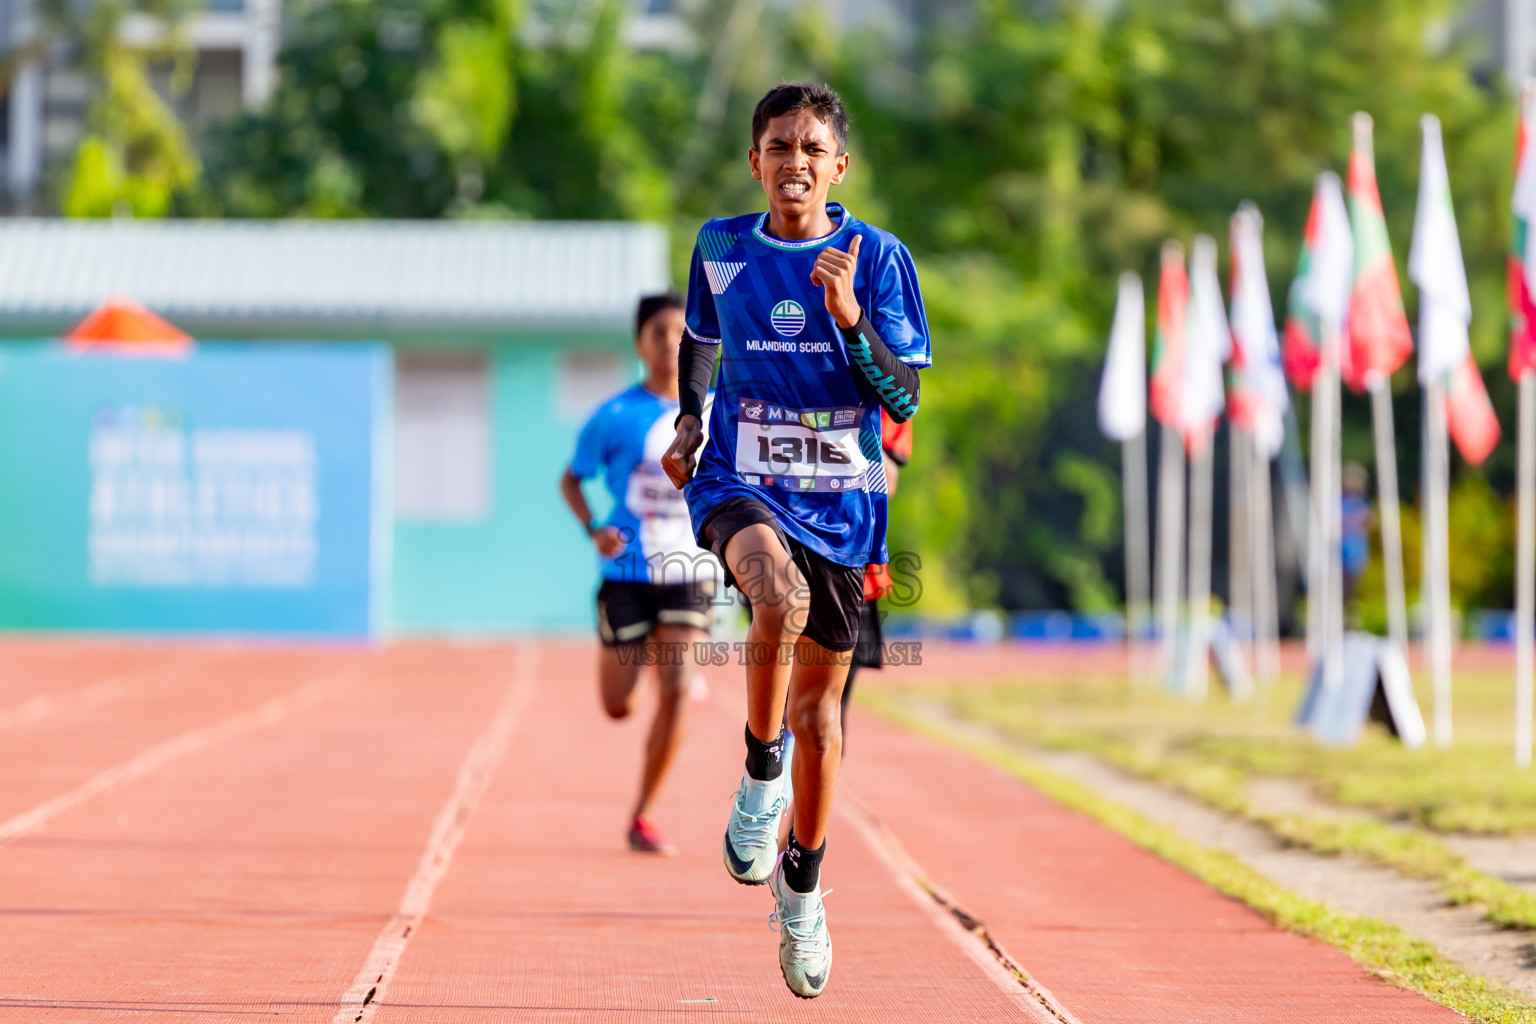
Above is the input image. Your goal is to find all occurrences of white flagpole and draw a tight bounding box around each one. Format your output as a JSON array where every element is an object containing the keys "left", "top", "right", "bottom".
[
  {"left": 1251, "top": 436, "right": 1282, "bottom": 686},
  {"left": 1186, "top": 425, "right": 1216, "bottom": 699},
  {"left": 1230, "top": 424, "right": 1252, "bottom": 664},
  {"left": 1306, "top": 364, "right": 1328, "bottom": 672},
  {"left": 1518, "top": 372, "right": 1535, "bottom": 765},
  {"left": 1319, "top": 323, "right": 1346, "bottom": 692},
  {"left": 1425, "top": 378, "right": 1454, "bottom": 749},
  {"left": 1368, "top": 377, "right": 1411, "bottom": 656},
  {"left": 1124, "top": 427, "right": 1152, "bottom": 684},
  {"left": 1157, "top": 421, "right": 1186, "bottom": 683}
]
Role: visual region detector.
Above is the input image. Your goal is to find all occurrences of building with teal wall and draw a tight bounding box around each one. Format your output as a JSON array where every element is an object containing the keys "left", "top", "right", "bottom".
[{"left": 0, "top": 219, "right": 670, "bottom": 635}]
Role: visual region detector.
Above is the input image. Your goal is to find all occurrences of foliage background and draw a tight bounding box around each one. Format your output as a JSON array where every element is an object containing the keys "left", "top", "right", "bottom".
[{"left": 24, "top": 0, "right": 1530, "bottom": 620}]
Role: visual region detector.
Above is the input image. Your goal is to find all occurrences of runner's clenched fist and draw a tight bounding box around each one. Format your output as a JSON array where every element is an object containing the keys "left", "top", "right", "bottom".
[
  {"left": 811, "top": 233, "right": 862, "bottom": 329},
  {"left": 663, "top": 414, "right": 705, "bottom": 489}
]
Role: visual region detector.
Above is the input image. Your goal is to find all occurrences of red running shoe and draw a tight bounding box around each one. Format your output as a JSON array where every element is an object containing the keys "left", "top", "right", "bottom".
[{"left": 628, "top": 814, "right": 677, "bottom": 856}]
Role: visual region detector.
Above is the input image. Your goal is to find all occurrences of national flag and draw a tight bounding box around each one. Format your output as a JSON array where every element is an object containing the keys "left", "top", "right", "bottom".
[
  {"left": 1180, "top": 234, "right": 1228, "bottom": 455},
  {"left": 1228, "top": 203, "right": 1289, "bottom": 456},
  {"left": 1098, "top": 272, "right": 1147, "bottom": 442},
  {"left": 1149, "top": 240, "right": 1188, "bottom": 426},
  {"left": 1346, "top": 112, "right": 1414, "bottom": 392},
  {"left": 1445, "top": 352, "right": 1501, "bottom": 465},
  {"left": 1284, "top": 174, "right": 1353, "bottom": 390},
  {"left": 1411, "top": 114, "right": 1499, "bottom": 465},
  {"left": 1510, "top": 80, "right": 1536, "bottom": 380},
  {"left": 1410, "top": 114, "right": 1472, "bottom": 384}
]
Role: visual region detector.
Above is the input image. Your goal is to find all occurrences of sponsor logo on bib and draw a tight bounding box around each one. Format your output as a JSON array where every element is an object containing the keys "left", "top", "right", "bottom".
[{"left": 771, "top": 300, "right": 806, "bottom": 337}]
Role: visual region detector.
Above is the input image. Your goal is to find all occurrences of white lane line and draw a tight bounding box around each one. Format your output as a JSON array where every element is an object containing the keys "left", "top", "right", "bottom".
[
  {"left": 840, "top": 788, "right": 1083, "bottom": 1024},
  {"left": 331, "top": 645, "right": 538, "bottom": 1024},
  {"left": 0, "top": 652, "right": 229, "bottom": 732},
  {"left": 0, "top": 668, "right": 355, "bottom": 845}
]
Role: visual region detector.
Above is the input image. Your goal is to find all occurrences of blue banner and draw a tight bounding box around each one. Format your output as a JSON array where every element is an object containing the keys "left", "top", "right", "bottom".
[{"left": 0, "top": 343, "right": 391, "bottom": 637}]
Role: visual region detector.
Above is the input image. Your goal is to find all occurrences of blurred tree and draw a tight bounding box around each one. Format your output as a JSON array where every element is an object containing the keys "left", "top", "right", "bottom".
[
  {"left": 6, "top": 0, "right": 206, "bottom": 217},
  {"left": 828, "top": 0, "right": 1511, "bottom": 614},
  {"left": 182, "top": 0, "right": 1518, "bottom": 617}
]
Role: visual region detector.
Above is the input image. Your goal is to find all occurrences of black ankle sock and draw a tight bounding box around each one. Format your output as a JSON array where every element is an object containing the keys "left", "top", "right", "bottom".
[
  {"left": 744, "top": 723, "right": 786, "bottom": 781},
  {"left": 783, "top": 832, "right": 825, "bottom": 893}
]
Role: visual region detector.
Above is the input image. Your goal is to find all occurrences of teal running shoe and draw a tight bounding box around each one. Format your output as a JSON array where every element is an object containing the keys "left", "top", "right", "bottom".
[
  {"left": 769, "top": 855, "right": 832, "bottom": 998},
  {"left": 722, "top": 770, "right": 785, "bottom": 885}
]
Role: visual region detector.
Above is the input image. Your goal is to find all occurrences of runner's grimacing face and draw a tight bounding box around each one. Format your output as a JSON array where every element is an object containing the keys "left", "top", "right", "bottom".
[
  {"left": 750, "top": 111, "right": 848, "bottom": 217},
  {"left": 636, "top": 307, "right": 684, "bottom": 380}
]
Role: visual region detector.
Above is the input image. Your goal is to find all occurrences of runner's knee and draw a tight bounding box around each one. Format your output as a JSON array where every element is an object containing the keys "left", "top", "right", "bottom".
[
  {"left": 751, "top": 584, "right": 809, "bottom": 641},
  {"left": 655, "top": 665, "right": 689, "bottom": 706},
  {"left": 787, "top": 693, "right": 842, "bottom": 755}
]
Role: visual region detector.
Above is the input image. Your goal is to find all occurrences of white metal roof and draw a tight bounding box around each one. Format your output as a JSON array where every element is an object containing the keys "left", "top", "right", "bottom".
[{"left": 0, "top": 219, "right": 671, "bottom": 333}]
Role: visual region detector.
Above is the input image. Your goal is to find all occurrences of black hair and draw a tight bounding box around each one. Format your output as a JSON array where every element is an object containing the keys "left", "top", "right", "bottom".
[
  {"left": 750, "top": 82, "right": 849, "bottom": 156},
  {"left": 635, "top": 292, "right": 684, "bottom": 337}
]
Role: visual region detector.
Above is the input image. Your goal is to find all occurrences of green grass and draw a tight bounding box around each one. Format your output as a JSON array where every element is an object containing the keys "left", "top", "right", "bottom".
[
  {"left": 864, "top": 692, "right": 1536, "bottom": 1024},
  {"left": 936, "top": 668, "right": 1536, "bottom": 836},
  {"left": 898, "top": 670, "right": 1536, "bottom": 930}
]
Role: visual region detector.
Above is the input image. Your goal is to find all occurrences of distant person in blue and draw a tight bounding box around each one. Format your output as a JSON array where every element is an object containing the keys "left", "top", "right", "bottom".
[
  {"left": 560, "top": 293, "right": 720, "bottom": 857},
  {"left": 661, "top": 82, "right": 929, "bottom": 999},
  {"left": 1341, "top": 461, "right": 1373, "bottom": 619}
]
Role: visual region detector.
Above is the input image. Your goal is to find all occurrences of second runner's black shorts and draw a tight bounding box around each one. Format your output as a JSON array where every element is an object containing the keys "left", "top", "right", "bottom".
[
  {"left": 698, "top": 495, "right": 864, "bottom": 653},
  {"left": 596, "top": 579, "right": 716, "bottom": 647}
]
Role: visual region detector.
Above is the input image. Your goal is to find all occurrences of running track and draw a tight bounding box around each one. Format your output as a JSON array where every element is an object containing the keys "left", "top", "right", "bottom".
[{"left": 0, "top": 639, "right": 1462, "bottom": 1022}]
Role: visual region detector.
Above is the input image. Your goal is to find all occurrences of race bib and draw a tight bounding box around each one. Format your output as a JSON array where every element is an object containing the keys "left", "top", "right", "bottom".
[
  {"left": 625, "top": 465, "right": 690, "bottom": 518},
  {"left": 734, "top": 398, "right": 868, "bottom": 493}
]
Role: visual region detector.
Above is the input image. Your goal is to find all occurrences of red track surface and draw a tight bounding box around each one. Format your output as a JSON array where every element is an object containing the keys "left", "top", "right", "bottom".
[{"left": 0, "top": 638, "right": 1463, "bottom": 1022}]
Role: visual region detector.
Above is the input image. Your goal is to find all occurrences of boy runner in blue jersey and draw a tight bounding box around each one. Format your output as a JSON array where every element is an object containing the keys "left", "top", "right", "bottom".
[
  {"left": 662, "top": 83, "right": 928, "bottom": 998},
  {"left": 562, "top": 293, "right": 720, "bottom": 857}
]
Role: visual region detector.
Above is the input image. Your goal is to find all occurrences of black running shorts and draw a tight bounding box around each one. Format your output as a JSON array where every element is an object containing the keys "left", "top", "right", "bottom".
[
  {"left": 596, "top": 579, "right": 716, "bottom": 647},
  {"left": 698, "top": 496, "right": 864, "bottom": 653}
]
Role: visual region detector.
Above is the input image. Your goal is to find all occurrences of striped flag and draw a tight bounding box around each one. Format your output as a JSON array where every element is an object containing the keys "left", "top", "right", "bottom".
[
  {"left": 1228, "top": 204, "right": 1289, "bottom": 457},
  {"left": 1410, "top": 114, "right": 1498, "bottom": 465},
  {"left": 1150, "top": 241, "right": 1188, "bottom": 426},
  {"left": 1099, "top": 273, "right": 1148, "bottom": 442},
  {"left": 1346, "top": 113, "right": 1414, "bottom": 393},
  {"left": 1283, "top": 174, "right": 1353, "bottom": 390},
  {"left": 1511, "top": 84, "right": 1536, "bottom": 381}
]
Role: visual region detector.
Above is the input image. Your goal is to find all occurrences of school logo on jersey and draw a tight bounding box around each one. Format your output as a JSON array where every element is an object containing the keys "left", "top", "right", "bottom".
[{"left": 771, "top": 300, "right": 806, "bottom": 337}]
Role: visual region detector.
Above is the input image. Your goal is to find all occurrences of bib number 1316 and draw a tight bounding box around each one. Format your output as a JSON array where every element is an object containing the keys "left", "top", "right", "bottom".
[{"left": 755, "top": 434, "right": 851, "bottom": 467}]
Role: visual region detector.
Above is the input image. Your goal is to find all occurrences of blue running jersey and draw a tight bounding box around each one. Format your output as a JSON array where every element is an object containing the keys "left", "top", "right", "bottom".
[
  {"left": 684, "top": 204, "right": 930, "bottom": 566},
  {"left": 571, "top": 384, "right": 720, "bottom": 584}
]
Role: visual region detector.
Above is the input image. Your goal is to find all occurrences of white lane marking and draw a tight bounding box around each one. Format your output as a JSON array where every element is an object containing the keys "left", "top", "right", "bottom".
[
  {"left": 331, "top": 646, "right": 538, "bottom": 1024},
  {"left": 0, "top": 668, "right": 354, "bottom": 845},
  {"left": 0, "top": 652, "right": 231, "bottom": 732},
  {"left": 840, "top": 788, "right": 1083, "bottom": 1024}
]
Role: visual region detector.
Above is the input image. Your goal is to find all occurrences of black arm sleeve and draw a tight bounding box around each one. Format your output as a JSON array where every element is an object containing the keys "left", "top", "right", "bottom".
[
  {"left": 677, "top": 333, "right": 718, "bottom": 424},
  {"left": 839, "top": 313, "right": 921, "bottom": 422}
]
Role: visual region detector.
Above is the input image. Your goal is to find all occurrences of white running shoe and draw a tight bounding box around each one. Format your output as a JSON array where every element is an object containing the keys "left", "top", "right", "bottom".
[
  {"left": 770, "top": 856, "right": 832, "bottom": 999},
  {"left": 722, "top": 771, "right": 785, "bottom": 885}
]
